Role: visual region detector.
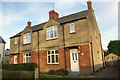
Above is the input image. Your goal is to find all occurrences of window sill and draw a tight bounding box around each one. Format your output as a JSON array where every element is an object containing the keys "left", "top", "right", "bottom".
[
  {"left": 23, "top": 43, "right": 31, "bottom": 46},
  {"left": 46, "top": 37, "right": 58, "bottom": 41},
  {"left": 47, "top": 63, "right": 59, "bottom": 65},
  {"left": 70, "top": 32, "right": 75, "bottom": 34}
]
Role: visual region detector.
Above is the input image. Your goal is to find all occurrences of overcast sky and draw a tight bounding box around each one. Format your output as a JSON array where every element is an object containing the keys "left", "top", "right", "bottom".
[{"left": 0, "top": 0, "right": 119, "bottom": 50}]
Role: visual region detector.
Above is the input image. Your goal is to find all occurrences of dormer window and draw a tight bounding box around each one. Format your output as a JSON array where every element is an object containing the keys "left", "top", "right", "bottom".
[
  {"left": 70, "top": 23, "right": 75, "bottom": 33},
  {"left": 46, "top": 25, "right": 58, "bottom": 40},
  {"left": 23, "top": 33, "right": 31, "bottom": 44}
]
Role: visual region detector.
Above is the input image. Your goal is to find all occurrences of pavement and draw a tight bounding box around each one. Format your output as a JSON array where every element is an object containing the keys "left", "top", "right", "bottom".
[{"left": 67, "top": 66, "right": 119, "bottom": 78}]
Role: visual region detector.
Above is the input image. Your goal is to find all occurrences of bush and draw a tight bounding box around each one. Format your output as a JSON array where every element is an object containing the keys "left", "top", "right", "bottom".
[
  {"left": 2, "top": 70, "right": 34, "bottom": 79},
  {"left": 56, "top": 68, "right": 68, "bottom": 76},
  {"left": 2, "top": 63, "right": 37, "bottom": 71},
  {"left": 48, "top": 68, "right": 68, "bottom": 76},
  {"left": 48, "top": 70, "right": 56, "bottom": 75}
]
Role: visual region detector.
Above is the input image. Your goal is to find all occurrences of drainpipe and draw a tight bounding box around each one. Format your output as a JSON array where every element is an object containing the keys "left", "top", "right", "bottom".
[
  {"left": 61, "top": 24, "right": 67, "bottom": 70},
  {"left": 99, "top": 34, "right": 105, "bottom": 68},
  {"left": 90, "top": 37, "right": 95, "bottom": 74},
  {"left": 18, "top": 36, "right": 20, "bottom": 63},
  {"left": 37, "top": 31, "right": 40, "bottom": 80}
]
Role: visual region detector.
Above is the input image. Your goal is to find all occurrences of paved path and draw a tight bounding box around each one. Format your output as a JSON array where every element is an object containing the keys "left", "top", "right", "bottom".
[
  {"left": 67, "top": 66, "right": 119, "bottom": 78},
  {"left": 93, "top": 66, "right": 119, "bottom": 78}
]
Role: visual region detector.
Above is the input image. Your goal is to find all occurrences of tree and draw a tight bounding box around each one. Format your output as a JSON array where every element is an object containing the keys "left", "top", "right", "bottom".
[{"left": 107, "top": 40, "right": 120, "bottom": 56}]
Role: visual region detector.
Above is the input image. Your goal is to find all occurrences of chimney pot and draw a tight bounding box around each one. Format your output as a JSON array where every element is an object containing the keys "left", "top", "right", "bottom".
[
  {"left": 27, "top": 21, "right": 31, "bottom": 27},
  {"left": 49, "top": 10, "right": 59, "bottom": 19},
  {"left": 87, "top": 0, "right": 92, "bottom": 10}
]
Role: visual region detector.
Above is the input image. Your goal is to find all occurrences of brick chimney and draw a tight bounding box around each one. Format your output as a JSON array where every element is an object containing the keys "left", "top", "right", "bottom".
[
  {"left": 87, "top": 0, "right": 92, "bottom": 10},
  {"left": 27, "top": 21, "right": 31, "bottom": 27},
  {"left": 49, "top": 10, "right": 59, "bottom": 19}
]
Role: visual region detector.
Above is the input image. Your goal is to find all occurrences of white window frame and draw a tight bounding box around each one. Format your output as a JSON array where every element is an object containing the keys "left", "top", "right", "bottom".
[
  {"left": 15, "top": 38, "right": 18, "bottom": 45},
  {"left": 23, "top": 53, "right": 31, "bottom": 63},
  {"left": 47, "top": 50, "right": 59, "bottom": 64},
  {"left": 14, "top": 55, "right": 17, "bottom": 64},
  {"left": 70, "top": 23, "right": 75, "bottom": 33},
  {"left": 23, "top": 33, "right": 31, "bottom": 44},
  {"left": 46, "top": 25, "right": 58, "bottom": 40}
]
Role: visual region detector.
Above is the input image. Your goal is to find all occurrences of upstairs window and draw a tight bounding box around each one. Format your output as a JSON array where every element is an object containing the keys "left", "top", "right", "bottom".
[
  {"left": 46, "top": 26, "right": 58, "bottom": 40},
  {"left": 23, "top": 33, "right": 31, "bottom": 44},
  {"left": 47, "top": 50, "right": 59, "bottom": 64},
  {"left": 15, "top": 38, "right": 18, "bottom": 45},
  {"left": 70, "top": 23, "right": 75, "bottom": 33}
]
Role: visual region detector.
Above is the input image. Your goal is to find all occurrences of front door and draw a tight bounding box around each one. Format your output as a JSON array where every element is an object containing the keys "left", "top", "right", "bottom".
[{"left": 70, "top": 49, "right": 80, "bottom": 72}]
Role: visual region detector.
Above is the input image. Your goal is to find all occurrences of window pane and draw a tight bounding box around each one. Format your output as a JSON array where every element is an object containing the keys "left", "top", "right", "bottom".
[
  {"left": 55, "top": 50, "right": 58, "bottom": 54},
  {"left": 72, "top": 53, "right": 74, "bottom": 60},
  {"left": 54, "top": 30, "right": 57, "bottom": 38},
  {"left": 52, "top": 55, "right": 55, "bottom": 63},
  {"left": 50, "top": 30, "right": 54, "bottom": 38},
  {"left": 70, "top": 23, "right": 75, "bottom": 33},
  {"left": 75, "top": 53, "right": 77, "bottom": 60},
  {"left": 48, "top": 51, "right": 50, "bottom": 55},
  {"left": 56, "top": 55, "right": 58, "bottom": 63},
  {"left": 48, "top": 56, "right": 50, "bottom": 63},
  {"left": 51, "top": 51, "right": 54, "bottom": 54}
]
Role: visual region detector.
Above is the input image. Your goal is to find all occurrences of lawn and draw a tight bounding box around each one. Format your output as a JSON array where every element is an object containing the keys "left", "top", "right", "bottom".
[{"left": 40, "top": 75, "right": 64, "bottom": 78}]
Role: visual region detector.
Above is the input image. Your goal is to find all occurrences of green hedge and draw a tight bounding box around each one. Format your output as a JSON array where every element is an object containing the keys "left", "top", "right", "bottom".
[
  {"left": 2, "top": 63, "right": 37, "bottom": 71},
  {"left": 2, "top": 70, "right": 34, "bottom": 79}
]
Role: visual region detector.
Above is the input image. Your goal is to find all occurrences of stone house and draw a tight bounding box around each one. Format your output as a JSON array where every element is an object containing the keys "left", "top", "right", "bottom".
[
  {"left": 105, "top": 53, "right": 119, "bottom": 66},
  {"left": 10, "top": 1, "right": 104, "bottom": 75},
  {"left": 0, "top": 36, "right": 6, "bottom": 63}
]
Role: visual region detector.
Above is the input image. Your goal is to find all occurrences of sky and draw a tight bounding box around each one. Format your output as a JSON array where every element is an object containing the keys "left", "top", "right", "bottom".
[{"left": 0, "top": 0, "right": 119, "bottom": 50}]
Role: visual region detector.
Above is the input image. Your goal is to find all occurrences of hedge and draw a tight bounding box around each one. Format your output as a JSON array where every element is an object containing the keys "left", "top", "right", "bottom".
[
  {"left": 2, "top": 63, "right": 37, "bottom": 71},
  {"left": 2, "top": 70, "right": 34, "bottom": 79}
]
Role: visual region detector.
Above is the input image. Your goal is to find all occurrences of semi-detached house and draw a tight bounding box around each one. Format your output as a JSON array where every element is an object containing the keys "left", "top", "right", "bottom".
[{"left": 10, "top": 1, "right": 105, "bottom": 75}]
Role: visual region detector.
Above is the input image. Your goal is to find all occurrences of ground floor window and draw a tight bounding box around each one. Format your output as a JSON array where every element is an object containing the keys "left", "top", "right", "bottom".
[
  {"left": 47, "top": 50, "right": 59, "bottom": 64},
  {"left": 23, "top": 53, "right": 31, "bottom": 63},
  {"left": 14, "top": 55, "right": 17, "bottom": 64}
]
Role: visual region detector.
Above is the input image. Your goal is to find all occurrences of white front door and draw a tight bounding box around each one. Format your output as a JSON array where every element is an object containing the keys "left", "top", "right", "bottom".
[
  {"left": 70, "top": 49, "right": 80, "bottom": 72},
  {"left": 14, "top": 55, "right": 17, "bottom": 64}
]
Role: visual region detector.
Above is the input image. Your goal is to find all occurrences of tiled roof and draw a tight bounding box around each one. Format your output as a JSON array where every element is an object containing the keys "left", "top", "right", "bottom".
[{"left": 10, "top": 10, "right": 91, "bottom": 39}]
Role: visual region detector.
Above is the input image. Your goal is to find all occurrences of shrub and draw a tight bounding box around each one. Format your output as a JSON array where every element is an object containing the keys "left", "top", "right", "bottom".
[
  {"left": 48, "top": 70, "right": 56, "bottom": 75},
  {"left": 2, "top": 70, "right": 34, "bottom": 79},
  {"left": 2, "top": 63, "right": 37, "bottom": 71},
  {"left": 56, "top": 68, "right": 68, "bottom": 76},
  {"left": 48, "top": 68, "right": 68, "bottom": 76}
]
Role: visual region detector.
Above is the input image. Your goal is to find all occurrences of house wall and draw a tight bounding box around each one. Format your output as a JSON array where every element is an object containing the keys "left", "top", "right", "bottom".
[
  {"left": 0, "top": 43, "right": 5, "bottom": 63},
  {"left": 10, "top": 37, "right": 20, "bottom": 54},
  {"left": 63, "top": 19, "right": 90, "bottom": 47},
  {"left": 87, "top": 10, "right": 103, "bottom": 71}
]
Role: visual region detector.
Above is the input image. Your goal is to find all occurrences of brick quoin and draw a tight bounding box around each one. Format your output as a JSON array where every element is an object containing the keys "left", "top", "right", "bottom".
[
  {"left": 18, "top": 53, "right": 23, "bottom": 63},
  {"left": 65, "top": 49, "right": 71, "bottom": 70},
  {"left": 79, "top": 45, "right": 91, "bottom": 68},
  {"left": 9, "top": 55, "right": 14, "bottom": 64},
  {"left": 30, "top": 52, "right": 38, "bottom": 64}
]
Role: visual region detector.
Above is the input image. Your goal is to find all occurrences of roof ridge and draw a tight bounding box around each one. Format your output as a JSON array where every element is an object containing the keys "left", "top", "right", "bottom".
[{"left": 58, "top": 9, "right": 91, "bottom": 19}]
